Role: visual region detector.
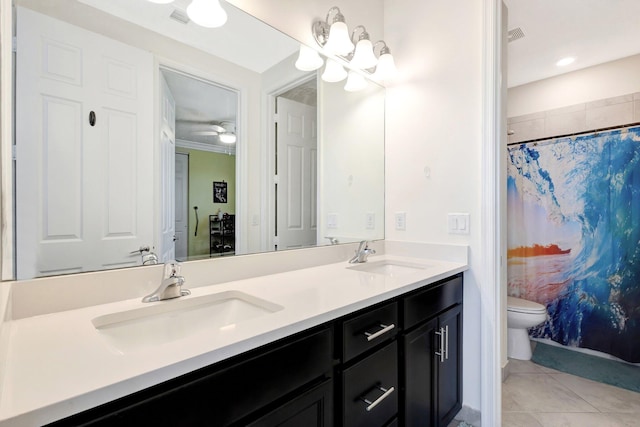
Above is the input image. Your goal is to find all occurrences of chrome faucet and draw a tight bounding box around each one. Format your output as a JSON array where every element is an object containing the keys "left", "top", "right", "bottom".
[
  {"left": 142, "top": 260, "right": 190, "bottom": 303},
  {"left": 349, "top": 241, "right": 376, "bottom": 263}
]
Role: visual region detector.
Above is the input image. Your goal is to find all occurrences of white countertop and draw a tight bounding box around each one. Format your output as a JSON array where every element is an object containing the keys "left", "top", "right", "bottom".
[{"left": 0, "top": 252, "right": 467, "bottom": 426}]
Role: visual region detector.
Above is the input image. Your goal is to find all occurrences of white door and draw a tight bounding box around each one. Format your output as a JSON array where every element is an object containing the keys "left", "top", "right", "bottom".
[
  {"left": 15, "top": 7, "right": 154, "bottom": 278},
  {"left": 175, "top": 153, "right": 189, "bottom": 260},
  {"left": 275, "top": 97, "right": 318, "bottom": 250},
  {"left": 159, "top": 72, "right": 177, "bottom": 262}
]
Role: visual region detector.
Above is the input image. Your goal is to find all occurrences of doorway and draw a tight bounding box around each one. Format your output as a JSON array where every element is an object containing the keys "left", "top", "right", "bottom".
[
  {"left": 273, "top": 79, "right": 318, "bottom": 251},
  {"left": 160, "top": 67, "right": 238, "bottom": 260}
]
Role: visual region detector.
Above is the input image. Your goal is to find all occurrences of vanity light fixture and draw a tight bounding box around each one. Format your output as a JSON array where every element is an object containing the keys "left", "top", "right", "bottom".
[
  {"left": 313, "top": 7, "right": 354, "bottom": 56},
  {"left": 322, "top": 59, "right": 348, "bottom": 82},
  {"left": 372, "top": 41, "right": 397, "bottom": 81},
  {"left": 344, "top": 70, "right": 368, "bottom": 92},
  {"left": 349, "top": 26, "right": 378, "bottom": 69},
  {"left": 186, "top": 0, "right": 228, "bottom": 28},
  {"left": 294, "top": 44, "right": 324, "bottom": 71}
]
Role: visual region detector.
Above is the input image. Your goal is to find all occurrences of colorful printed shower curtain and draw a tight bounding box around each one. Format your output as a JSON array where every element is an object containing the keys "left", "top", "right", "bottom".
[{"left": 507, "top": 126, "right": 640, "bottom": 363}]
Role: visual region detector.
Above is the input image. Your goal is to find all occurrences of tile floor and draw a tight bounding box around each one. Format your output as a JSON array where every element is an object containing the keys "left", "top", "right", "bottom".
[{"left": 502, "top": 358, "right": 640, "bottom": 426}]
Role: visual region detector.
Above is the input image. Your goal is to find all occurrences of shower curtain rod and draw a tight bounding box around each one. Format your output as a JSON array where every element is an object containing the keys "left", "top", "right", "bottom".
[{"left": 507, "top": 121, "right": 640, "bottom": 147}]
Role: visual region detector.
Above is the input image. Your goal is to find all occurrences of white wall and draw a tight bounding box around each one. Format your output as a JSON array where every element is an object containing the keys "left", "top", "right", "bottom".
[
  {"left": 508, "top": 54, "right": 640, "bottom": 118},
  {"left": 383, "top": 0, "right": 484, "bottom": 412},
  {"left": 319, "top": 79, "right": 385, "bottom": 243}
]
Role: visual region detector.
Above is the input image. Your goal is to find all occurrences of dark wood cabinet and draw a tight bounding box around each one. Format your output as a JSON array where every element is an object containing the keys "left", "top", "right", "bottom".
[
  {"left": 48, "top": 327, "right": 333, "bottom": 427},
  {"left": 48, "top": 273, "right": 463, "bottom": 427},
  {"left": 247, "top": 379, "right": 333, "bottom": 427},
  {"left": 402, "top": 317, "right": 437, "bottom": 426},
  {"left": 401, "top": 275, "right": 463, "bottom": 427},
  {"left": 436, "top": 304, "right": 462, "bottom": 427},
  {"left": 341, "top": 341, "right": 398, "bottom": 427}
]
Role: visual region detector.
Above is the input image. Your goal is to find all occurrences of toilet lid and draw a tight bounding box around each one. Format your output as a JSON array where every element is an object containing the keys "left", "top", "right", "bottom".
[{"left": 507, "top": 296, "right": 546, "bottom": 314}]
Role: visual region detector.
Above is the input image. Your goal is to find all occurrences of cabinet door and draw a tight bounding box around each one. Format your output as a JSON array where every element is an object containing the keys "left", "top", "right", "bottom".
[
  {"left": 436, "top": 305, "right": 462, "bottom": 427},
  {"left": 402, "top": 317, "right": 437, "bottom": 427},
  {"left": 247, "top": 379, "right": 333, "bottom": 427}
]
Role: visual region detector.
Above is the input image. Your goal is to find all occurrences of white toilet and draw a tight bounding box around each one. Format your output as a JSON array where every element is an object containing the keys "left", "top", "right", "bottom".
[{"left": 507, "top": 296, "right": 548, "bottom": 360}]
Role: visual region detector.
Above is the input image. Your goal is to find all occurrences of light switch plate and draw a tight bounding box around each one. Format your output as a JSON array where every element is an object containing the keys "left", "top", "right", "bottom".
[{"left": 448, "top": 213, "right": 470, "bottom": 234}]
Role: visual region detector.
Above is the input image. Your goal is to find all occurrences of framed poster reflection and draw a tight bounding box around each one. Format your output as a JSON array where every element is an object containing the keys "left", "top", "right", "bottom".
[{"left": 213, "top": 181, "right": 227, "bottom": 203}]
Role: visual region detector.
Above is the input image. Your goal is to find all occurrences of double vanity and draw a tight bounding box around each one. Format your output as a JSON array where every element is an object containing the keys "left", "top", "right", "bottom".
[{"left": 0, "top": 241, "right": 468, "bottom": 426}]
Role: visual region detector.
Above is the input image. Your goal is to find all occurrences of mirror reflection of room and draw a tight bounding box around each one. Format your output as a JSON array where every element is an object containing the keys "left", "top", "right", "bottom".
[{"left": 11, "top": 0, "right": 385, "bottom": 280}]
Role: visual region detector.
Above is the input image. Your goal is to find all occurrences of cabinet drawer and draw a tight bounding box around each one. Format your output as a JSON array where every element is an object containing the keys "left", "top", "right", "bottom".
[
  {"left": 342, "top": 301, "right": 398, "bottom": 362},
  {"left": 403, "top": 274, "right": 462, "bottom": 329},
  {"left": 342, "top": 341, "right": 398, "bottom": 427}
]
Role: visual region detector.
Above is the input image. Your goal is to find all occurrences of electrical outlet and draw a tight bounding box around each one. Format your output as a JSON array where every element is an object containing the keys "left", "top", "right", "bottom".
[
  {"left": 395, "top": 212, "right": 406, "bottom": 230},
  {"left": 327, "top": 213, "right": 338, "bottom": 229},
  {"left": 365, "top": 212, "right": 375, "bottom": 230}
]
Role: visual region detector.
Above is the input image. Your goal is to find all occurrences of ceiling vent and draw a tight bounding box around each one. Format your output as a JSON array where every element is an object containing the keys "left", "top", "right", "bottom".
[
  {"left": 507, "top": 27, "right": 525, "bottom": 43},
  {"left": 170, "top": 9, "right": 190, "bottom": 24}
]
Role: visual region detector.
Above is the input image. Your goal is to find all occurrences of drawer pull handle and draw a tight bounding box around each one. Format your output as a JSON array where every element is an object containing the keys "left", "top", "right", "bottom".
[
  {"left": 362, "top": 386, "right": 395, "bottom": 412},
  {"left": 364, "top": 323, "right": 395, "bottom": 342}
]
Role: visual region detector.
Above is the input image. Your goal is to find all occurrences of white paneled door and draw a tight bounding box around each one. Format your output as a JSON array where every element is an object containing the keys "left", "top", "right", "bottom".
[
  {"left": 174, "top": 153, "right": 189, "bottom": 261},
  {"left": 159, "top": 72, "right": 177, "bottom": 263},
  {"left": 15, "top": 7, "right": 153, "bottom": 278},
  {"left": 275, "top": 97, "right": 317, "bottom": 250}
]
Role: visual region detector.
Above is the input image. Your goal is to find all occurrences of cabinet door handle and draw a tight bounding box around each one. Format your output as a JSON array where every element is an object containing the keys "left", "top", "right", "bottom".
[
  {"left": 444, "top": 324, "right": 449, "bottom": 360},
  {"left": 435, "top": 327, "right": 445, "bottom": 363},
  {"left": 364, "top": 323, "right": 395, "bottom": 342},
  {"left": 361, "top": 386, "right": 395, "bottom": 412}
]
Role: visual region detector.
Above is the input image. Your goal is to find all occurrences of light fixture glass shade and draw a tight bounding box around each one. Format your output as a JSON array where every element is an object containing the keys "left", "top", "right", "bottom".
[
  {"left": 295, "top": 45, "right": 324, "bottom": 71},
  {"left": 186, "top": 0, "right": 228, "bottom": 28},
  {"left": 147, "top": 0, "right": 175, "bottom": 3},
  {"left": 350, "top": 39, "right": 378, "bottom": 69},
  {"left": 344, "top": 71, "right": 368, "bottom": 92},
  {"left": 321, "top": 59, "right": 347, "bottom": 82},
  {"left": 219, "top": 133, "right": 236, "bottom": 144},
  {"left": 373, "top": 52, "right": 397, "bottom": 81},
  {"left": 556, "top": 56, "right": 575, "bottom": 67},
  {"left": 323, "top": 21, "right": 354, "bottom": 56}
]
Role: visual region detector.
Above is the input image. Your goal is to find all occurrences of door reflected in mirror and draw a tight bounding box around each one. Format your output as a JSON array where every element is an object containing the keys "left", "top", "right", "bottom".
[{"left": 11, "top": 0, "right": 385, "bottom": 280}]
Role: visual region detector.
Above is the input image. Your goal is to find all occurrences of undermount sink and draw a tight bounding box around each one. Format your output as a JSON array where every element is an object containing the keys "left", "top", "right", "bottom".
[
  {"left": 92, "top": 290, "right": 283, "bottom": 353},
  {"left": 347, "top": 260, "right": 430, "bottom": 277}
]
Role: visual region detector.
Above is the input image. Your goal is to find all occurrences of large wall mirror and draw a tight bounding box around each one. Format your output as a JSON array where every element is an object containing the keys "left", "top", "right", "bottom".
[{"left": 9, "top": 0, "right": 385, "bottom": 280}]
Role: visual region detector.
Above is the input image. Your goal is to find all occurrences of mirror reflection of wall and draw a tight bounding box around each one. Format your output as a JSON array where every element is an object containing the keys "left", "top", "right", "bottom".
[{"left": 9, "top": 0, "right": 385, "bottom": 280}]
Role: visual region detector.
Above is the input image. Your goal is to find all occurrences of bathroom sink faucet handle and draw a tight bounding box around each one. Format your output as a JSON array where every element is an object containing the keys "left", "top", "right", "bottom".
[
  {"left": 142, "top": 260, "right": 189, "bottom": 303},
  {"left": 164, "top": 260, "right": 181, "bottom": 278},
  {"left": 349, "top": 240, "right": 376, "bottom": 263}
]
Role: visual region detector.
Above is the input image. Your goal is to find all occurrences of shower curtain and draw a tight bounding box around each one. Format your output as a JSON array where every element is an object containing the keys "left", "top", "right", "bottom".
[{"left": 507, "top": 125, "right": 640, "bottom": 363}]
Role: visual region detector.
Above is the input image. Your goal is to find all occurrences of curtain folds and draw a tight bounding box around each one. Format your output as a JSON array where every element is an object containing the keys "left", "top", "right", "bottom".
[{"left": 507, "top": 126, "right": 640, "bottom": 362}]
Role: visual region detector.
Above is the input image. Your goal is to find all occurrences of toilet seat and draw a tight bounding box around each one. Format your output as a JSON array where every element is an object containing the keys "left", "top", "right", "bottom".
[{"left": 507, "top": 296, "right": 546, "bottom": 314}]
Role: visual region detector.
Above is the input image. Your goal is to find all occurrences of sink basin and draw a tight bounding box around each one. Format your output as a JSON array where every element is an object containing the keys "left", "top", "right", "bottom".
[
  {"left": 92, "top": 290, "right": 283, "bottom": 353},
  {"left": 347, "top": 260, "right": 430, "bottom": 277}
]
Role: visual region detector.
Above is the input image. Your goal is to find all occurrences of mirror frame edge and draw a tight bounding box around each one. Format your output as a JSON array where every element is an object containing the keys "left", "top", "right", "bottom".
[{"left": 1, "top": 0, "right": 15, "bottom": 281}]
